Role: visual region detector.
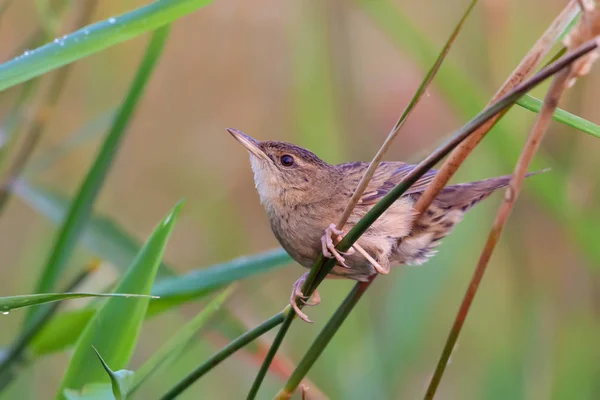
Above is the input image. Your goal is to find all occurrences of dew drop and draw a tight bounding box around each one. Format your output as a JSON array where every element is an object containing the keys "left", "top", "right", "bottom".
[
  {"left": 108, "top": 17, "right": 116, "bottom": 24},
  {"left": 54, "top": 38, "right": 60, "bottom": 44},
  {"left": 2, "top": 311, "right": 9, "bottom": 315}
]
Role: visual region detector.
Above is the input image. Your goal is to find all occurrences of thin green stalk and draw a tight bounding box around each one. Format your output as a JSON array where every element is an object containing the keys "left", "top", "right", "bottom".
[
  {"left": 246, "top": 310, "right": 295, "bottom": 399},
  {"left": 276, "top": 278, "right": 373, "bottom": 399},
  {"left": 24, "top": 25, "right": 171, "bottom": 329},
  {"left": 247, "top": 39, "right": 599, "bottom": 398},
  {"left": 0, "top": 263, "right": 95, "bottom": 389},
  {"left": 160, "top": 309, "right": 288, "bottom": 400}
]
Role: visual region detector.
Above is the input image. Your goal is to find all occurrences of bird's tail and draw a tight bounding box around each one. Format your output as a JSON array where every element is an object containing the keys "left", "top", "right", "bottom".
[{"left": 432, "top": 168, "right": 549, "bottom": 211}]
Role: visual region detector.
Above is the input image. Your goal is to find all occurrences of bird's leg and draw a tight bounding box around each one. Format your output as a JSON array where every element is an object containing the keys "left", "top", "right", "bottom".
[
  {"left": 321, "top": 223, "right": 355, "bottom": 268},
  {"left": 352, "top": 243, "right": 390, "bottom": 275},
  {"left": 290, "top": 272, "right": 321, "bottom": 323}
]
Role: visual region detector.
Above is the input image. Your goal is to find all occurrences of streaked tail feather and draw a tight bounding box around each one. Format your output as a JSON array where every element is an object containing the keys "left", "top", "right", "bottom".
[
  {"left": 395, "top": 169, "right": 547, "bottom": 266},
  {"left": 432, "top": 169, "right": 548, "bottom": 211}
]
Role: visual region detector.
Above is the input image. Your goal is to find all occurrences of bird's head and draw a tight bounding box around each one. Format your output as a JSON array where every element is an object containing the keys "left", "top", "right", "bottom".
[{"left": 227, "top": 128, "right": 336, "bottom": 204}]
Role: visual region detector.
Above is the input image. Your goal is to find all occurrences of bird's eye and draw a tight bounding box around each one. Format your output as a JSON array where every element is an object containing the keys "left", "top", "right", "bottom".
[{"left": 280, "top": 154, "right": 295, "bottom": 167}]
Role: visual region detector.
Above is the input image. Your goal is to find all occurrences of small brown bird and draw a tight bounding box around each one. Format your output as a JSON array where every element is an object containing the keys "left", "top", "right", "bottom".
[{"left": 228, "top": 128, "right": 541, "bottom": 322}]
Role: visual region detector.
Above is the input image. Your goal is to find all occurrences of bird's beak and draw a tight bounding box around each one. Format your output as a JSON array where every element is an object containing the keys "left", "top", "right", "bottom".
[{"left": 226, "top": 128, "right": 267, "bottom": 160}]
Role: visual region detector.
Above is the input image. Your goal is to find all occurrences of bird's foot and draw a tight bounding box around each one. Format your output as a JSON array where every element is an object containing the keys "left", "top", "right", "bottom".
[
  {"left": 320, "top": 223, "right": 388, "bottom": 274},
  {"left": 290, "top": 272, "right": 321, "bottom": 323},
  {"left": 321, "top": 223, "right": 355, "bottom": 268}
]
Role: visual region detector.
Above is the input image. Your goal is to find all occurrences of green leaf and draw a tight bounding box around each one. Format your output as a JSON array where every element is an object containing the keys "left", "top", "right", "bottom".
[
  {"left": 129, "top": 285, "right": 236, "bottom": 394},
  {"left": 24, "top": 24, "right": 172, "bottom": 331},
  {"left": 0, "top": 0, "right": 213, "bottom": 92},
  {"left": 0, "top": 293, "right": 154, "bottom": 313},
  {"left": 29, "top": 249, "right": 291, "bottom": 356},
  {"left": 56, "top": 202, "right": 182, "bottom": 399},
  {"left": 14, "top": 181, "right": 174, "bottom": 278},
  {"left": 92, "top": 346, "right": 134, "bottom": 400}
]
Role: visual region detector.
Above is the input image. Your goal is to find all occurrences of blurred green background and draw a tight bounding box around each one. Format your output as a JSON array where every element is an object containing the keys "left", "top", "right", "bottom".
[{"left": 0, "top": 0, "right": 599, "bottom": 399}]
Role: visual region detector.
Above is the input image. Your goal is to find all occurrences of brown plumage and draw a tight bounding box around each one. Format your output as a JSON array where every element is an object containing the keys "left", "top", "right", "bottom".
[{"left": 228, "top": 128, "right": 541, "bottom": 320}]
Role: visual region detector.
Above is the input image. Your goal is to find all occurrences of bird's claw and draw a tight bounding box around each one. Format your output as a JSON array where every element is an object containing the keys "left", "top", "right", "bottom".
[
  {"left": 321, "top": 223, "right": 354, "bottom": 268},
  {"left": 290, "top": 273, "right": 321, "bottom": 323}
]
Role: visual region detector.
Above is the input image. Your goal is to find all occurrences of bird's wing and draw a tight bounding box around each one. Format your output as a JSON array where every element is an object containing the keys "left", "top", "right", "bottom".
[{"left": 356, "top": 163, "right": 438, "bottom": 206}]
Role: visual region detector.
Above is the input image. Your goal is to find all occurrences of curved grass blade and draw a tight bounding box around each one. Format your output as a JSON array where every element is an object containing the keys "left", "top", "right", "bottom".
[
  {"left": 56, "top": 201, "right": 182, "bottom": 399},
  {"left": 0, "top": 293, "right": 154, "bottom": 313},
  {"left": 14, "top": 181, "right": 175, "bottom": 277},
  {"left": 129, "top": 285, "right": 236, "bottom": 395},
  {"left": 24, "top": 24, "right": 172, "bottom": 331},
  {"left": 0, "top": 0, "right": 213, "bottom": 92}
]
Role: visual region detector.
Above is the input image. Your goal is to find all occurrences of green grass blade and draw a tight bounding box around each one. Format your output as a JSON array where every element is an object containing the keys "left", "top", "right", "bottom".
[
  {"left": 517, "top": 94, "right": 600, "bottom": 138},
  {"left": 0, "top": 293, "right": 154, "bottom": 313},
  {"left": 92, "top": 347, "right": 134, "bottom": 400},
  {"left": 14, "top": 181, "right": 175, "bottom": 277},
  {"left": 25, "top": 24, "right": 172, "bottom": 329},
  {"left": 29, "top": 249, "right": 291, "bottom": 357},
  {"left": 56, "top": 201, "right": 182, "bottom": 399},
  {"left": 130, "top": 286, "right": 236, "bottom": 394},
  {"left": 0, "top": 0, "right": 213, "bottom": 92}
]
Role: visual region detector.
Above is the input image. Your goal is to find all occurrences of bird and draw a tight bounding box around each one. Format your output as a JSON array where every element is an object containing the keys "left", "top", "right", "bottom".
[{"left": 227, "top": 128, "right": 542, "bottom": 322}]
